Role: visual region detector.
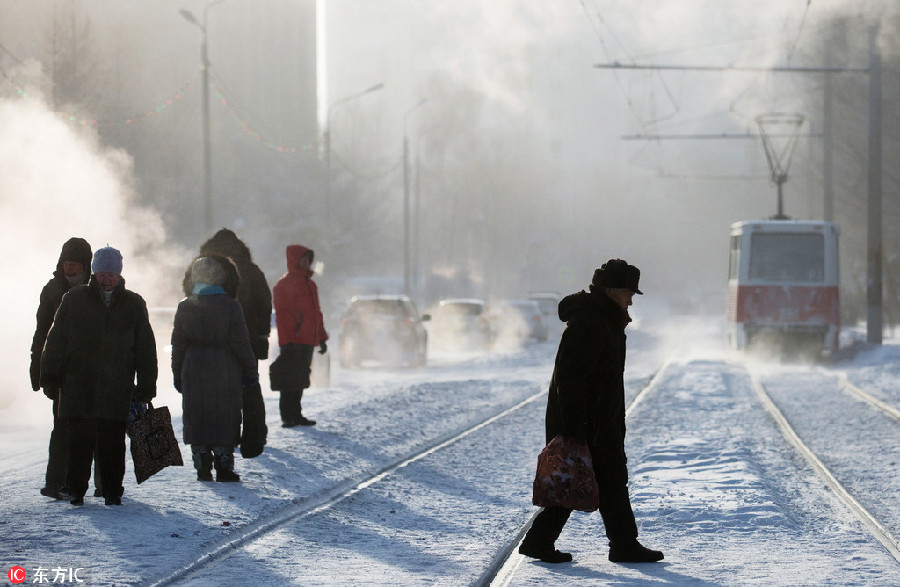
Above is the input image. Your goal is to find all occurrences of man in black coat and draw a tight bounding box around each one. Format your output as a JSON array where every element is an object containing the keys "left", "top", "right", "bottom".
[
  {"left": 30, "top": 237, "right": 93, "bottom": 499},
  {"left": 519, "top": 259, "right": 664, "bottom": 564},
  {"left": 41, "top": 246, "right": 158, "bottom": 506}
]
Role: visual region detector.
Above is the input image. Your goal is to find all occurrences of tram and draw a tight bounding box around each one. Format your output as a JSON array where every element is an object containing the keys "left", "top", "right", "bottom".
[{"left": 726, "top": 219, "right": 840, "bottom": 355}]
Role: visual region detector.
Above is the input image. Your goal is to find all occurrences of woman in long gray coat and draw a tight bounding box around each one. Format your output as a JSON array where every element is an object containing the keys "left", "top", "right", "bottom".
[{"left": 172, "top": 256, "right": 258, "bottom": 482}]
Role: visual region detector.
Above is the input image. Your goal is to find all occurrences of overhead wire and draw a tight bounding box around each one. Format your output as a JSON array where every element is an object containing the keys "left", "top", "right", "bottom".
[{"left": 577, "top": 0, "right": 681, "bottom": 127}]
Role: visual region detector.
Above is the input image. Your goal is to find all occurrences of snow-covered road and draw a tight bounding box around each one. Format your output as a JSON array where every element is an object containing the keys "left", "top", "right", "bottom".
[{"left": 2, "top": 317, "right": 900, "bottom": 585}]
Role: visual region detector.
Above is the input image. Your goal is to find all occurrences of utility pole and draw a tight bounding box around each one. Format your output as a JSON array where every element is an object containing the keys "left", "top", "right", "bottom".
[
  {"left": 180, "top": 0, "right": 227, "bottom": 238},
  {"left": 823, "top": 41, "right": 835, "bottom": 223},
  {"left": 867, "top": 27, "right": 883, "bottom": 344},
  {"left": 402, "top": 98, "right": 427, "bottom": 297}
]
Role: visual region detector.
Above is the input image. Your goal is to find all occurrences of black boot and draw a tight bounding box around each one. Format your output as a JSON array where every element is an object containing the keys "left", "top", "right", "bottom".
[
  {"left": 519, "top": 541, "right": 573, "bottom": 563},
  {"left": 193, "top": 452, "right": 213, "bottom": 482},
  {"left": 214, "top": 452, "right": 240, "bottom": 482},
  {"left": 58, "top": 488, "right": 84, "bottom": 506},
  {"left": 608, "top": 541, "right": 664, "bottom": 563}
]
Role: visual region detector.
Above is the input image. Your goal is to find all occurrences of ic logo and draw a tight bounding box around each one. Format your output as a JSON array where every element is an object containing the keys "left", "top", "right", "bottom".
[{"left": 8, "top": 566, "right": 26, "bottom": 584}]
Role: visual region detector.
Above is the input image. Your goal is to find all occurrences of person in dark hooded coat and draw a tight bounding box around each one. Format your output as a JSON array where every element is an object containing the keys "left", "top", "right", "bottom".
[
  {"left": 41, "top": 246, "right": 158, "bottom": 506},
  {"left": 182, "top": 229, "right": 272, "bottom": 361},
  {"left": 30, "top": 237, "right": 96, "bottom": 499},
  {"left": 519, "top": 259, "right": 664, "bottom": 564},
  {"left": 172, "top": 255, "right": 259, "bottom": 482}
]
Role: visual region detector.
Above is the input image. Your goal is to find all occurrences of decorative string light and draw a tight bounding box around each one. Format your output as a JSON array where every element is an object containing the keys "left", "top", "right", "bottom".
[
  {"left": 1, "top": 69, "right": 199, "bottom": 128},
  {"left": 210, "top": 79, "right": 320, "bottom": 154}
]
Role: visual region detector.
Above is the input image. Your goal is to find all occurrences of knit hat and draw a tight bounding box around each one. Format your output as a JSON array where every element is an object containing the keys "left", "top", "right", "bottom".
[
  {"left": 190, "top": 256, "right": 227, "bottom": 287},
  {"left": 91, "top": 246, "right": 123, "bottom": 275},
  {"left": 591, "top": 259, "right": 643, "bottom": 295},
  {"left": 59, "top": 237, "right": 93, "bottom": 268}
]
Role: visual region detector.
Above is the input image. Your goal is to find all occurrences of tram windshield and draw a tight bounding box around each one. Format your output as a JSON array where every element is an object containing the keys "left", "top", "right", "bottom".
[{"left": 749, "top": 233, "right": 825, "bottom": 282}]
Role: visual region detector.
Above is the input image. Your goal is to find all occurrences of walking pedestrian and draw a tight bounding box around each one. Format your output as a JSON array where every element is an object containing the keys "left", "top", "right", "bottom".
[
  {"left": 30, "top": 237, "right": 94, "bottom": 499},
  {"left": 272, "top": 245, "right": 328, "bottom": 427},
  {"left": 172, "top": 256, "right": 259, "bottom": 482},
  {"left": 41, "top": 246, "right": 158, "bottom": 506},
  {"left": 519, "top": 259, "right": 664, "bottom": 563}
]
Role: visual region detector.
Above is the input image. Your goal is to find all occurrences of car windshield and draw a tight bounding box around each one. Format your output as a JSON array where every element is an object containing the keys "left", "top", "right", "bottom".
[{"left": 438, "top": 303, "right": 482, "bottom": 317}]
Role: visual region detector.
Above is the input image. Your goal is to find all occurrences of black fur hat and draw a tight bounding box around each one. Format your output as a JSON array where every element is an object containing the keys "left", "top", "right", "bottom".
[{"left": 591, "top": 259, "right": 643, "bottom": 295}]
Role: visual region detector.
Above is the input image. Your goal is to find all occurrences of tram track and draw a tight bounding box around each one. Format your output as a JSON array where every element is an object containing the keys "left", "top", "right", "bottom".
[
  {"left": 749, "top": 369, "right": 900, "bottom": 563},
  {"left": 481, "top": 361, "right": 672, "bottom": 587},
  {"left": 148, "top": 382, "right": 548, "bottom": 587},
  {"left": 834, "top": 372, "right": 900, "bottom": 422}
]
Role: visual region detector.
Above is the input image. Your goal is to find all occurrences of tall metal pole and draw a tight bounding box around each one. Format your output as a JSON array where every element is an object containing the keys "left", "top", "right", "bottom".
[
  {"left": 403, "top": 133, "right": 410, "bottom": 296},
  {"left": 180, "top": 1, "right": 225, "bottom": 238},
  {"left": 823, "top": 41, "right": 834, "bottom": 223},
  {"left": 402, "top": 98, "right": 427, "bottom": 297},
  {"left": 200, "top": 26, "right": 212, "bottom": 237},
  {"left": 866, "top": 27, "right": 883, "bottom": 344},
  {"left": 413, "top": 152, "right": 421, "bottom": 304}
]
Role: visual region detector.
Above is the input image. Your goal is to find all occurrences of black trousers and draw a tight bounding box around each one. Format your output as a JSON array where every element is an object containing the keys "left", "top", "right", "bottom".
[
  {"left": 45, "top": 398, "right": 102, "bottom": 492},
  {"left": 524, "top": 446, "right": 639, "bottom": 548},
  {"left": 278, "top": 343, "right": 314, "bottom": 423},
  {"left": 45, "top": 397, "right": 68, "bottom": 490},
  {"left": 65, "top": 418, "right": 126, "bottom": 499}
]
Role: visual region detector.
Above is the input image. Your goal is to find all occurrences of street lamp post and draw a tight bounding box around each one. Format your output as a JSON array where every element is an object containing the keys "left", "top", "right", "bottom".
[
  {"left": 180, "top": 0, "right": 226, "bottom": 237},
  {"left": 403, "top": 98, "right": 427, "bottom": 297},
  {"left": 324, "top": 82, "right": 384, "bottom": 229}
]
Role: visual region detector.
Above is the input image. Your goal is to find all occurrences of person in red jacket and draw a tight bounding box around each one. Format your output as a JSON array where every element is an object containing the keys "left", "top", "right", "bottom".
[{"left": 272, "top": 245, "right": 328, "bottom": 427}]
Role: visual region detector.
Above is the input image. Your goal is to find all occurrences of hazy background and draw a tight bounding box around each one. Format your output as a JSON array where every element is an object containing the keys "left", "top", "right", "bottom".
[{"left": 2, "top": 0, "right": 899, "bottom": 411}]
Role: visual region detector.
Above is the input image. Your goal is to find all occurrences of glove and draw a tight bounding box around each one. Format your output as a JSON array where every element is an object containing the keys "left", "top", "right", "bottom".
[
  {"left": 133, "top": 386, "right": 155, "bottom": 403},
  {"left": 30, "top": 359, "right": 41, "bottom": 392},
  {"left": 318, "top": 342, "right": 327, "bottom": 355},
  {"left": 42, "top": 387, "right": 59, "bottom": 401}
]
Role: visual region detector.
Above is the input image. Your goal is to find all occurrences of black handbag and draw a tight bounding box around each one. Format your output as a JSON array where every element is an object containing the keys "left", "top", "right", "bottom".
[
  {"left": 269, "top": 352, "right": 289, "bottom": 391},
  {"left": 126, "top": 403, "right": 184, "bottom": 484},
  {"left": 240, "top": 382, "right": 267, "bottom": 458},
  {"left": 269, "top": 345, "right": 311, "bottom": 391}
]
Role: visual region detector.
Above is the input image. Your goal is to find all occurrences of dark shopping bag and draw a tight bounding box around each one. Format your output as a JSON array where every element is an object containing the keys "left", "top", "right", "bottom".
[
  {"left": 126, "top": 403, "right": 183, "bottom": 484},
  {"left": 240, "top": 381, "right": 267, "bottom": 458},
  {"left": 269, "top": 345, "right": 310, "bottom": 391},
  {"left": 268, "top": 352, "right": 290, "bottom": 391},
  {"left": 532, "top": 435, "right": 600, "bottom": 512}
]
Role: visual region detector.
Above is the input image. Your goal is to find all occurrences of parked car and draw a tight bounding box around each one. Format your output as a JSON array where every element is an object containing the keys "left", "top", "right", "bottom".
[
  {"left": 527, "top": 292, "right": 560, "bottom": 322},
  {"left": 489, "top": 299, "right": 548, "bottom": 347},
  {"left": 528, "top": 292, "right": 562, "bottom": 336},
  {"left": 338, "top": 295, "right": 429, "bottom": 368},
  {"left": 428, "top": 298, "right": 492, "bottom": 351}
]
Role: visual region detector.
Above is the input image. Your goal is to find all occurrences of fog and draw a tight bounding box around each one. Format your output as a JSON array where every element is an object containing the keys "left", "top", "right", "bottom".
[{"left": 1, "top": 1, "right": 897, "bottom": 411}]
